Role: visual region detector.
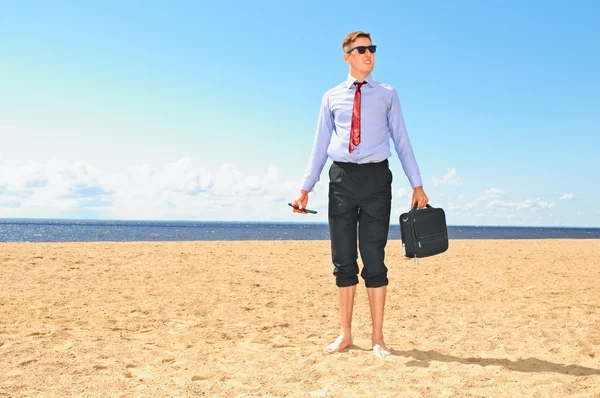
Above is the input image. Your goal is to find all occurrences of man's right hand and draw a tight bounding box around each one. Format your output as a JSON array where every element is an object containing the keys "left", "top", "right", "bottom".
[{"left": 292, "top": 190, "right": 309, "bottom": 214}]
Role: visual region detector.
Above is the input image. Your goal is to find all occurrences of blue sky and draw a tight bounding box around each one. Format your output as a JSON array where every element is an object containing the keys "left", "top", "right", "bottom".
[{"left": 1, "top": 0, "right": 599, "bottom": 226}]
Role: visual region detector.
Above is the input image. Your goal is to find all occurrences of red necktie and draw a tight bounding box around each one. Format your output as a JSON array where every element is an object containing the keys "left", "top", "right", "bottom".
[{"left": 349, "top": 81, "right": 367, "bottom": 153}]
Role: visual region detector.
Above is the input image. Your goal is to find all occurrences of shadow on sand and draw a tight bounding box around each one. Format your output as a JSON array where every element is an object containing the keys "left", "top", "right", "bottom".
[{"left": 389, "top": 348, "right": 600, "bottom": 376}]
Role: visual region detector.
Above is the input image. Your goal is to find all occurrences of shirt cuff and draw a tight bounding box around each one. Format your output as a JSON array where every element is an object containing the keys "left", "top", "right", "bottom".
[
  {"left": 408, "top": 174, "right": 423, "bottom": 189},
  {"left": 301, "top": 178, "right": 317, "bottom": 193}
]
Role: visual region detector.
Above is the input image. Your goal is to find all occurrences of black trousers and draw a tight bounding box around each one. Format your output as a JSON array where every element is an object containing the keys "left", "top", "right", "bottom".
[{"left": 328, "top": 159, "right": 392, "bottom": 288}]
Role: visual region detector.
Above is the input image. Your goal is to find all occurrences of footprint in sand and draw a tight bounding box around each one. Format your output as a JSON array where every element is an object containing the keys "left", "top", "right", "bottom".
[
  {"left": 309, "top": 382, "right": 334, "bottom": 397},
  {"left": 19, "top": 359, "right": 37, "bottom": 367},
  {"left": 53, "top": 341, "right": 73, "bottom": 351},
  {"left": 6, "top": 368, "right": 23, "bottom": 377},
  {"left": 124, "top": 364, "right": 152, "bottom": 379},
  {"left": 92, "top": 359, "right": 114, "bottom": 372},
  {"left": 170, "top": 360, "right": 187, "bottom": 368}
]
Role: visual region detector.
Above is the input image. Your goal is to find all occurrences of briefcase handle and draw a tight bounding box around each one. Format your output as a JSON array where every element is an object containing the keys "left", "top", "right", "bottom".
[{"left": 411, "top": 204, "right": 433, "bottom": 212}]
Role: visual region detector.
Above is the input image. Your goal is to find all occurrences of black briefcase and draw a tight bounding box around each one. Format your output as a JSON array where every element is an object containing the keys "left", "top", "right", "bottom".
[{"left": 400, "top": 204, "right": 449, "bottom": 262}]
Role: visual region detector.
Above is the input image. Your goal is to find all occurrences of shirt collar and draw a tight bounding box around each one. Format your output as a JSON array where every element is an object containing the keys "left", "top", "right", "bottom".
[{"left": 346, "top": 73, "right": 373, "bottom": 89}]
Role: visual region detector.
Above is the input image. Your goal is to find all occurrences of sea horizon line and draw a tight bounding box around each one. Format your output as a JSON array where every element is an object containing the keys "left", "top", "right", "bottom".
[{"left": 0, "top": 217, "right": 598, "bottom": 230}]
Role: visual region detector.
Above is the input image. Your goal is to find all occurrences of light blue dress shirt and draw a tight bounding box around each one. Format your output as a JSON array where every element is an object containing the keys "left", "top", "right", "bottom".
[{"left": 301, "top": 73, "right": 423, "bottom": 193}]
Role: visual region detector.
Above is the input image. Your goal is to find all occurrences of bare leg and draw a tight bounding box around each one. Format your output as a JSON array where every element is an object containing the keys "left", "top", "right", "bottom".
[
  {"left": 367, "top": 286, "right": 391, "bottom": 358},
  {"left": 323, "top": 285, "right": 356, "bottom": 353}
]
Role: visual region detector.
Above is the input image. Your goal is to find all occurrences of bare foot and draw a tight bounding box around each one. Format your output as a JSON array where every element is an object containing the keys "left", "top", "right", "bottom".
[
  {"left": 323, "top": 335, "right": 352, "bottom": 354},
  {"left": 372, "top": 340, "right": 391, "bottom": 358}
]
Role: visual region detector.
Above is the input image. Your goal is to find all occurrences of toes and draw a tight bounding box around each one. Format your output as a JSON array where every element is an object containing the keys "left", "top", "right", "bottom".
[{"left": 373, "top": 344, "right": 391, "bottom": 358}]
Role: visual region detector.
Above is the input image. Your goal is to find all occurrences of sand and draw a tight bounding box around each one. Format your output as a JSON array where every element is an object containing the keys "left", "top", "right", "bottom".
[{"left": 1, "top": 239, "right": 600, "bottom": 397}]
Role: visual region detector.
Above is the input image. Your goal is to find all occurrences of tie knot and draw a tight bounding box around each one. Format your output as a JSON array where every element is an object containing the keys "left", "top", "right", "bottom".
[{"left": 354, "top": 81, "right": 367, "bottom": 90}]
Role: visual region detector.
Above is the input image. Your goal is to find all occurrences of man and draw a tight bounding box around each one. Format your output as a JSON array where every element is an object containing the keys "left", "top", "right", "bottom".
[{"left": 292, "top": 31, "right": 428, "bottom": 358}]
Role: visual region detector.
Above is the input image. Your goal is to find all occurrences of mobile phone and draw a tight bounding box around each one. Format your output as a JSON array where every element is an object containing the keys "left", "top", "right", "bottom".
[{"left": 288, "top": 203, "right": 318, "bottom": 214}]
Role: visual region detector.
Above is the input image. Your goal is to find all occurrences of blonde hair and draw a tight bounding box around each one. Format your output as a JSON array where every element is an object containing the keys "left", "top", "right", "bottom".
[{"left": 342, "top": 31, "right": 372, "bottom": 52}]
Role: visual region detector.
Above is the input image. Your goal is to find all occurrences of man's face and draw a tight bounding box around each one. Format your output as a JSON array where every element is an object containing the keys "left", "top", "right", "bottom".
[{"left": 344, "top": 37, "right": 375, "bottom": 75}]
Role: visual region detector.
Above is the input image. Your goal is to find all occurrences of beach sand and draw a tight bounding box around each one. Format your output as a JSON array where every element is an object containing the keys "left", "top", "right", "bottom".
[{"left": 1, "top": 239, "right": 600, "bottom": 397}]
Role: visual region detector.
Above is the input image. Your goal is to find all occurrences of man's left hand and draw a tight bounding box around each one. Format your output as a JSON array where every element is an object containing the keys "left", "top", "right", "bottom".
[{"left": 411, "top": 186, "right": 429, "bottom": 209}]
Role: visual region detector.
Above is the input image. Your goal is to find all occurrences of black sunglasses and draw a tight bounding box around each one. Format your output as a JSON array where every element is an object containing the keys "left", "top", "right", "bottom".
[{"left": 346, "top": 45, "right": 377, "bottom": 54}]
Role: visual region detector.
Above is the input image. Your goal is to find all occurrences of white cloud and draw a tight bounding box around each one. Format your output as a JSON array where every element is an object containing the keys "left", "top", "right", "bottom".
[
  {"left": 449, "top": 202, "right": 477, "bottom": 211},
  {"left": 432, "top": 168, "right": 463, "bottom": 187},
  {"left": 0, "top": 158, "right": 312, "bottom": 221},
  {"left": 477, "top": 188, "right": 505, "bottom": 201},
  {"left": 448, "top": 188, "right": 504, "bottom": 213},
  {"left": 0, "top": 159, "right": 120, "bottom": 217},
  {"left": 487, "top": 198, "right": 556, "bottom": 211},
  {"left": 393, "top": 187, "right": 410, "bottom": 199},
  {"left": 3, "top": 159, "right": 594, "bottom": 226},
  {"left": 494, "top": 213, "right": 516, "bottom": 220},
  {"left": 0, "top": 125, "right": 17, "bottom": 131},
  {"left": 560, "top": 193, "right": 573, "bottom": 200}
]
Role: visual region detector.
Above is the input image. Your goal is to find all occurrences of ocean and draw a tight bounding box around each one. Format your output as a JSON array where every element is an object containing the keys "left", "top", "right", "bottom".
[{"left": 0, "top": 219, "right": 599, "bottom": 242}]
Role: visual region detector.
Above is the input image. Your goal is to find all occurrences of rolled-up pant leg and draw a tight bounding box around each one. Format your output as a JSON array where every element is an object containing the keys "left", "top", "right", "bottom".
[
  {"left": 328, "top": 163, "right": 359, "bottom": 287},
  {"left": 328, "top": 160, "right": 392, "bottom": 288},
  {"left": 358, "top": 167, "right": 392, "bottom": 288}
]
